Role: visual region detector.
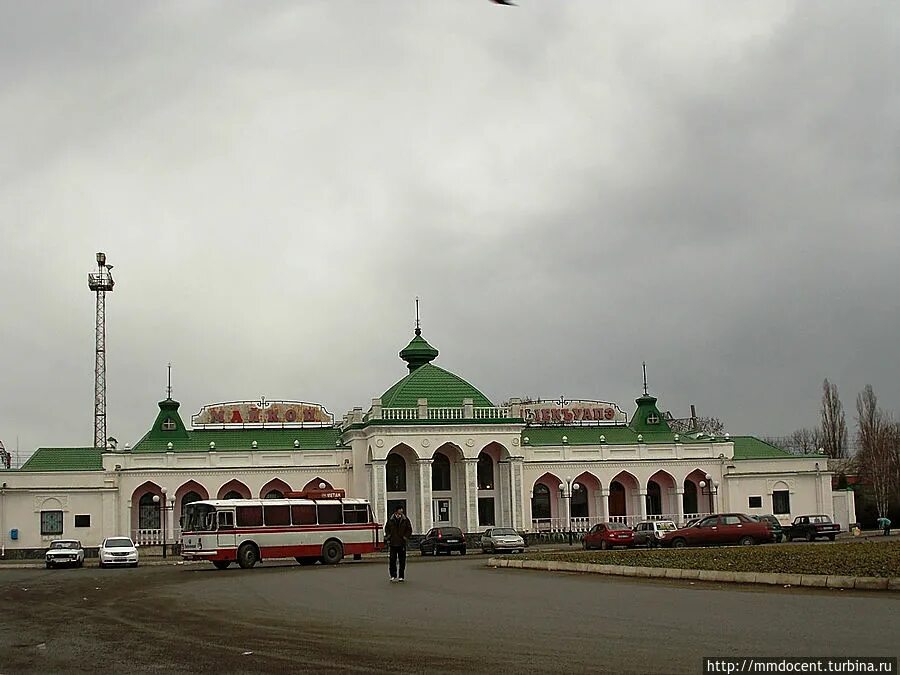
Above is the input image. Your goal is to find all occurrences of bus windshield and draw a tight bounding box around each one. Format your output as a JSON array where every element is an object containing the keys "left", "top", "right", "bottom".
[{"left": 182, "top": 503, "right": 217, "bottom": 532}]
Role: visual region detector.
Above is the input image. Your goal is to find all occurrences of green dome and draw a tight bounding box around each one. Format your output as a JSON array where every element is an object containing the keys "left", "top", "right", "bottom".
[{"left": 380, "top": 363, "right": 494, "bottom": 408}]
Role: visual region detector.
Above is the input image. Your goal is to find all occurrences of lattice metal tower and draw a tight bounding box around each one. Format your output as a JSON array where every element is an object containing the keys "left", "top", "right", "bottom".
[{"left": 87, "top": 252, "right": 115, "bottom": 448}]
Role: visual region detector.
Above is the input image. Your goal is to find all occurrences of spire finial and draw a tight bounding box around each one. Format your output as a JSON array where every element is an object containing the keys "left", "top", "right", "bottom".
[
  {"left": 167, "top": 362, "right": 173, "bottom": 400},
  {"left": 642, "top": 361, "right": 648, "bottom": 396},
  {"left": 414, "top": 296, "right": 421, "bottom": 336}
]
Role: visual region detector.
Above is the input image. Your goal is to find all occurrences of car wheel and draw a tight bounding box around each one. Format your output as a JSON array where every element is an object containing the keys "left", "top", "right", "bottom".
[
  {"left": 671, "top": 538, "right": 687, "bottom": 548},
  {"left": 600, "top": 540, "right": 609, "bottom": 550},
  {"left": 213, "top": 560, "right": 232, "bottom": 570},
  {"left": 806, "top": 531, "right": 815, "bottom": 542},
  {"left": 131, "top": 563, "right": 139, "bottom": 568},
  {"left": 460, "top": 547, "right": 467, "bottom": 556},
  {"left": 827, "top": 535, "right": 835, "bottom": 542},
  {"left": 237, "top": 543, "right": 260, "bottom": 569},
  {"left": 739, "top": 536, "right": 755, "bottom": 546},
  {"left": 99, "top": 561, "right": 105, "bottom": 569},
  {"left": 786, "top": 535, "right": 793, "bottom": 542},
  {"left": 320, "top": 539, "right": 344, "bottom": 565},
  {"left": 45, "top": 562, "right": 52, "bottom": 569},
  {"left": 77, "top": 560, "right": 84, "bottom": 568}
]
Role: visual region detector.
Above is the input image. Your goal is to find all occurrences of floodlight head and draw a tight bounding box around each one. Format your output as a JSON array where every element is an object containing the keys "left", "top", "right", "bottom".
[{"left": 97, "top": 252, "right": 106, "bottom": 265}]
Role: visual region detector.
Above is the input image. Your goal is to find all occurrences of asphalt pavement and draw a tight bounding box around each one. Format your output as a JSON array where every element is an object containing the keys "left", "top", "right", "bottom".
[{"left": 0, "top": 553, "right": 897, "bottom": 674}]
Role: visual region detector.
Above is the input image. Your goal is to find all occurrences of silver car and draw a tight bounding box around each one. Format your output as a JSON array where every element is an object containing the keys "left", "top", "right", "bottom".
[
  {"left": 632, "top": 520, "right": 678, "bottom": 547},
  {"left": 45, "top": 539, "right": 85, "bottom": 568},
  {"left": 481, "top": 527, "right": 525, "bottom": 554}
]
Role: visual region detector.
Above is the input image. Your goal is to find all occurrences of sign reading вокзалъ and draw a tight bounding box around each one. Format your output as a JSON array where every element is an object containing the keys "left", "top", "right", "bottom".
[{"left": 192, "top": 399, "right": 334, "bottom": 428}]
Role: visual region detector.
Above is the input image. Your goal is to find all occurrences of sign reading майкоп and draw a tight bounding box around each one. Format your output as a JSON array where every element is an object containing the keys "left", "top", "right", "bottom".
[
  {"left": 192, "top": 399, "right": 334, "bottom": 428},
  {"left": 522, "top": 400, "right": 626, "bottom": 425}
]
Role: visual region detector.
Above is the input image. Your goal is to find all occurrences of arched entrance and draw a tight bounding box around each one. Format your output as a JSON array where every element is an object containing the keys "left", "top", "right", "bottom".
[
  {"left": 260, "top": 478, "right": 292, "bottom": 499},
  {"left": 609, "top": 471, "right": 639, "bottom": 524},
  {"left": 647, "top": 470, "right": 678, "bottom": 517},
  {"left": 571, "top": 472, "right": 601, "bottom": 530},
  {"left": 431, "top": 443, "right": 464, "bottom": 529},
  {"left": 683, "top": 469, "right": 708, "bottom": 518},
  {"left": 174, "top": 480, "right": 209, "bottom": 526},
  {"left": 131, "top": 481, "right": 164, "bottom": 535},
  {"left": 530, "top": 472, "right": 562, "bottom": 531},
  {"left": 302, "top": 477, "right": 333, "bottom": 492},
  {"left": 217, "top": 479, "right": 251, "bottom": 500},
  {"left": 385, "top": 444, "right": 419, "bottom": 532}
]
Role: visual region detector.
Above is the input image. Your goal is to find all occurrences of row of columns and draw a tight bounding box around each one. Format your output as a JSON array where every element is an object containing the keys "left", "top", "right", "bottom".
[
  {"left": 369, "top": 456, "right": 525, "bottom": 533},
  {"left": 564, "top": 487, "right": 690, "bottom": 522}
]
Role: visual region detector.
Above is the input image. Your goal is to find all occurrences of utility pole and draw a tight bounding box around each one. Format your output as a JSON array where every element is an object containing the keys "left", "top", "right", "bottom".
[{"left": 87, "top": 252, "right": 115, "bottom": 448}]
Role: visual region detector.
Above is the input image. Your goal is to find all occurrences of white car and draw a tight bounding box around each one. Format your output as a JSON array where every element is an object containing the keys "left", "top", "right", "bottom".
[
  {"left": 99, "top": 536, "right": 139, "bottom": 568},
  {"left": 481, "top": 527, "right": 526, "bottom": 554},
  {"left": 633, "top": 520, "right": 678, "bottom": 547},
  {"left": 45, "top": 539, "right": 85, "bottom": 568}
]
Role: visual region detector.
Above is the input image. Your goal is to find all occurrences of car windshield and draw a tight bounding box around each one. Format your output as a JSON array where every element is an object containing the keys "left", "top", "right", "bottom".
[
  {"left": 182, "top": 503, "right": 217, "bottom": 532},
  {"left": 492, "top": 528, "right": 518, "bottom": 536},
  {"left": 50, "top": 541, "right": 80, "bottom": 550},
  {"left": 656, "top": 522, "right": 677, "bottom": 532},
  {"left": 607, "top": 523, "right": 630, "bottom": 531},
  {"left": 105, "top": 538, "right": 134, "bottom": 548}
]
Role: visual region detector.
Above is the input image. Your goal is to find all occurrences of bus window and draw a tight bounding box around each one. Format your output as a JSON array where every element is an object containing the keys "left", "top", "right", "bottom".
[
  {"left": 317, "top": 504, "right": 343, "bottom": 525},
  {"left": 236, "top": 505, "right": 263, "bottom": 527},
  {"left": 343, "top": 504, "right": 369, "bottom": 524},
  {"left": 217, "top": 511, "right": 233, "bottom": 530},
  {"left": 291, "top": 504, "right": 316, "bottom": 525},
  {"left": 264, "top": 505, "right": 290, "bottom": 526}
]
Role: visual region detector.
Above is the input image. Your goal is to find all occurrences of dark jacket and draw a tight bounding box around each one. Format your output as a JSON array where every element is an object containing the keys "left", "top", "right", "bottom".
[{"left": 384, "top": 514, "right": 413, "bottom": 547}]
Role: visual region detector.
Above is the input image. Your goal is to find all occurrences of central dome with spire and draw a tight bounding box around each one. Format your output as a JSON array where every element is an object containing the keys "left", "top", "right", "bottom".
[{"left": 379, "top": 328, "right": 494, "bottom": 409}]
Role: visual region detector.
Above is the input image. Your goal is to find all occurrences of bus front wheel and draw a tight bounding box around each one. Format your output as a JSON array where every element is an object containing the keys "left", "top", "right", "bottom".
[
  {"left": 237, "top": 543, "right": 259, "bottom": 569},
  {"left": 320, "top": 540, "right": 344, "bottom": 565}
]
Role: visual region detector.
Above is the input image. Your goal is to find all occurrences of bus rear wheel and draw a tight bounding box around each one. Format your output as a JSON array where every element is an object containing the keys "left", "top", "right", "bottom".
[
  {"left": 237, "top": 543, "right": 259, "bottom": 569},
  {"left": 320, "top": 540, "right": 343, "bottom": 565},
  {"left": 212, "top": 560, "right": 231, "bottom": 570}
]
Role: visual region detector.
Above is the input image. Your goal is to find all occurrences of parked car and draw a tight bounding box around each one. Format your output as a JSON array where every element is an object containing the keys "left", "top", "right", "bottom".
[
  {"left": 419, "top": 527, "right": 466, "bottom": 555},
  {"left": 98, "top": 536, "right": 139, "bottom": 568},
  {"left": 683, "top": 517, "right": 702, "bottom": 529},
  {"left": 661, "top": 513, "right": 773, "bottom": 548},
  {"left": 481, "top": 528, "right": 525, "bottom": 554},
  {"left": 45, "top": 539, "right": 85, "bottom": 568},
  {"left": 751, "top": 514, "right": 784, "bottom": 543},
  {"left": 782, "top": 514, "right": 840, "bottom": 542},
  {"left": 633, "top": 520, "right": 678, "bottom": 547},
  {"left": 583, "top": 522, "right": 634, "bottom": 550}
]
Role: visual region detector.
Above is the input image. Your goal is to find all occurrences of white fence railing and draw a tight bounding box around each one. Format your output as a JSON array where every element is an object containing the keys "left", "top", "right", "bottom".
[
  {"left": 133, "top": 528, "right": 182, "bottom": 546},
  {"left": 368, "top": 405, "right": 515, "bottom": 422},
  {"left": 428, "top": 407, "right": 464, "bottom": 420},
  {"left": 531, "top": 513, "right": 711, "bottom": 532}
]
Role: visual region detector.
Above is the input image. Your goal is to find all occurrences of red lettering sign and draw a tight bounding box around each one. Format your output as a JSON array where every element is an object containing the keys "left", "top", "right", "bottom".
[
  {"left": 284, "top": 408, "right": 297, "bottom": 422},
  {"left": 267, "top": 407, "right": 280, "bottom": 422},
  {"left": 230, "top": 410, "right": 243, "bottom": 423},
  {"left": 209, "top": 409, "right": 225, "bottom": 423},
  {"left": 248, "top": 407, "right": 260, "bottom": 423}
]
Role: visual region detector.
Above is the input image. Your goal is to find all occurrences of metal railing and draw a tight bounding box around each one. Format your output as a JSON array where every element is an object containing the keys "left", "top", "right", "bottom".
[
  {"left": 133, "top": 528, "right": 182, "bottom": 546},
  {"left": 531, "top": 513, "right": 711, "bottom": 532},
  {"left": 368, "top": 405, "right": 514, "bottom": 422}
]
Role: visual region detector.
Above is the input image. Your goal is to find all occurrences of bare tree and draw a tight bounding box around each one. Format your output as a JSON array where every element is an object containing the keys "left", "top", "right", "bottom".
[
  {"left": 855, "top": 385, "right": 897, "bottom": 519},
  {"left": 763, "top": 428, "right": 822, "bottom": 455},
  {"left": 820, "top": 378, "right": 848, "bottom": 459}
]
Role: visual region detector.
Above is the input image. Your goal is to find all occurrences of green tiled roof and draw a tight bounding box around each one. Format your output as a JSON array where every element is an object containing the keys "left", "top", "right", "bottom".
[
  {"left": 629, "top": 394, "right": 673, "bottom": 434},
  {"left": 132, "top": 427, "right": 343, "bottom": 453},
  {"left": 380, "top": 363, "right": 493, "bottom": 408},
  {"left": 20, "top": 447, "right": 104, "bottom": 472},
  {"left": 399, "top": 331, "right": 439, "bottom": 372},
  {"left": 731, "top": 436, "right": 795, "bottom": 459}
]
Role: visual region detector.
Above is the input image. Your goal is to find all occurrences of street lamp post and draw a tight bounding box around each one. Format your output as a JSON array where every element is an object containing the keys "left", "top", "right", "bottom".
[
  {"left": 558, "top": 476, "right": 581, "bottom": 546},
  {"left": 698, "top": 474, "right": 719, "bottom": 514},
  {"left": 152, "top": 488, "right": 173, "bottom": 559}
]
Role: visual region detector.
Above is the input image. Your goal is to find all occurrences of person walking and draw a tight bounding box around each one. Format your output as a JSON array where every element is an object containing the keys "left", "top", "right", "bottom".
[{"left": 384, "top": 506, "right": 413, "bottom": 582}]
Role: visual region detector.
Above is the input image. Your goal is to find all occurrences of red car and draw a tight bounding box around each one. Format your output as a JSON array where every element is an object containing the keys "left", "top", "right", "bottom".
[
  {"left": 583, "top": 522, "right": 634, "bottom": 550},
  {"left": 661, "top": 513, "right": 773, "bottom": 548}
]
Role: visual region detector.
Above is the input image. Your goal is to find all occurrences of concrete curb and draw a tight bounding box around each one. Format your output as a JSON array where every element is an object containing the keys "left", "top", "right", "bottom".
[{"left": 486, "top": 558, "right": 900, "bottom": 592}]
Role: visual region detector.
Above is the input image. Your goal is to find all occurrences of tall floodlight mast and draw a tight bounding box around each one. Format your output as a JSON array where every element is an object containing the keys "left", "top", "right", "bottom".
[{"left": 87, "top": 252, "right": 115, "bottom": 448}]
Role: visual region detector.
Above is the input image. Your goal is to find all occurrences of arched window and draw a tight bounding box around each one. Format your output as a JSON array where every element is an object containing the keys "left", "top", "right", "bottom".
[
  {"left": 223, "top": 491, "right": 243, "bottom": 500},
  {"left": 477, "top": 453, "right": 494, "bottom": 490},
  {"left": 531, "top": 484, "right": 551, "bottom": 520},
  {"left": 139, "top": 493, "right": 161, "bottom": 529},
  {"left": 264, "top": 489, "right": 284, "bottom": 499},
  {"left": 432, "top": 453, "right": 451, "bottom": 491},
  {"left": 647, "top": 481, "right": 662, "bottom": 515},
  {"left": 571, "top": 484, "right": 588, "bottom": 518},
  {"left": 683, "top": 480, "right": 698, "bottom": 514},
  {"left": 180, "top": 491, "right": 203, "bottom": 517},
  {"left": 609, "top": 481, "right": 626, "bottom": 517},
  {"left": 387, "top": 454, "right": 407, "bottom": 492}
]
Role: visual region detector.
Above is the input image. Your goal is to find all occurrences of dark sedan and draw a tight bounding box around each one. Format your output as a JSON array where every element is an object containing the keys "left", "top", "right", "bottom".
[{"left": 419, "top": 527, "right": 467, "bottom": 555}]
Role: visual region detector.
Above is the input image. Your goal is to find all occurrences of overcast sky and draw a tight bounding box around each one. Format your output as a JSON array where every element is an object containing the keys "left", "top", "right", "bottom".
[{"left": 1, "top": 1, "right": 898, "bottom": 461}]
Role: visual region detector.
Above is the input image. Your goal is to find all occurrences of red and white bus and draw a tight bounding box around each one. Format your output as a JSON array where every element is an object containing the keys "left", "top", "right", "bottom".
[{"left": 180, "top": 489, "right": 381, "bottom": 569}]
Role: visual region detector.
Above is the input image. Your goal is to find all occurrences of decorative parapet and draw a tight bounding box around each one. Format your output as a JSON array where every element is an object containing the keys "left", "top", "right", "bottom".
[{"left": 359, "top": 402, "right": 518, "bottom": 424}]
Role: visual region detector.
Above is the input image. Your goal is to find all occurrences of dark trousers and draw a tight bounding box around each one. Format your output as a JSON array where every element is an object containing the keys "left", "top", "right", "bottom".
[{"left": 389, "top": 546, "right": 406, "bottom": 578}]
